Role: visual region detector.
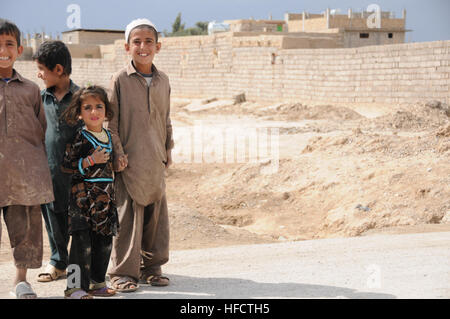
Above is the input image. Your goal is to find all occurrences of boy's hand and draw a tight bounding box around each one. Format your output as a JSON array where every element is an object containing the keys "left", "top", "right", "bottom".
[
  {"left": 91, "top": 146, "right": 110, "bottom": 164},
  {"left": 114, "top": 154, "right": 128, "bottom": 172}
]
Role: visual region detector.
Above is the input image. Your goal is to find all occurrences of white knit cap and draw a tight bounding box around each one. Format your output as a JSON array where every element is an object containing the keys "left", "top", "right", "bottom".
[{"left": 125, "top": 18, "right": 157, "bottom": 42}]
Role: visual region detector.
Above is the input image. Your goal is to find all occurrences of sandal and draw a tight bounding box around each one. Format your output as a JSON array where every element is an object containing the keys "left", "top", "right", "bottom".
[
  {"left": 10, "top": 281, "right": 37, "bottom": 299},
  {"left": 37, "top": 264, "right": 66, "bottom": 282},
  {"left": 64, "top": 289, "right": 93, "bottom": 299},
  {"left": 111, "top": 276, "right": 139, "bottom": 293},
  {"left": 141, "top": 274, "right": 170, "bottom": 287},
  {"left": 89, "top": 286, "right": 116, "bottom": 297}
]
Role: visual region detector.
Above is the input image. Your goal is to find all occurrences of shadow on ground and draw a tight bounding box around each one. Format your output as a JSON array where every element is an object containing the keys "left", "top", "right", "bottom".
[{"left": 114, "top": 274, "right": 396, "bottom": 299}]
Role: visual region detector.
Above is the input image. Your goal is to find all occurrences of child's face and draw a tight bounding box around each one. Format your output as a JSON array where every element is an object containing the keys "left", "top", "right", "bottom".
[
  {"left": 0, "top": 33, "right": 23, "bottom": 76},
  {"left": 80, "top": 95, "right": 106, "bottom": 132},
  {"left": 35, "top": 61, "right": 61, "bottom": 88},
  {"left": 125, "top": 27, "right": 161, "bottom": 70}
]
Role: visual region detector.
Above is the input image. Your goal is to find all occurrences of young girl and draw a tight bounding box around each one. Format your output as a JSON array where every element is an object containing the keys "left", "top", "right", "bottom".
[{"left": 60, "top": 85, "right": 119, "bottom": 299}]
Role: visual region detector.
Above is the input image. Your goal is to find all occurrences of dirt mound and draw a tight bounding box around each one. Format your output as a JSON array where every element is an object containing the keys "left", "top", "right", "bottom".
[
  {"left": 372, "top": 111, "right": 433, "bottom": 130},
  {"left": 301, "top": 130, "right": 445, "bottom": 158},
  {"left": 366, "top": 102, "right": 450, "bottom": 131},
  {"left": 168, "top": 202, "right": 274, "bottom": 250},
  {"left": 261, "top": 103, "right": 363, "bottom": 122},
  {"left": 165, "top": 98, "right": 450, "bottom": 246}
]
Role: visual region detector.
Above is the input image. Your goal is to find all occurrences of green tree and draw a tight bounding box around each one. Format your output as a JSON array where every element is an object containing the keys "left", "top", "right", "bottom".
[
  {"left": 172, "top": 13, "right": 185, "bottom": 33},
  {"left": 195, "top": 21, "right": 209, "bottom": 33},
  {"left": 163, "top": 13, "right": 208, "bottom": 37}
]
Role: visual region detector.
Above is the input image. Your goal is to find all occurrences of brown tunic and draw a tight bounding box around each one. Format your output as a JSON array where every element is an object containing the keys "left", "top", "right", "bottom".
[
  {"left": 0, "top": 70, "right": 54, "bottom": 207},
  {"left": 107, "top": 62, "right": 174, "bottom": 206}
]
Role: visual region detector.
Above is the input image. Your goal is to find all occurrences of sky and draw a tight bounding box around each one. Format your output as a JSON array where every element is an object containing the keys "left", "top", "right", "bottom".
[{"left": 2, "top": 0, "right": 449, "bottom": 43}]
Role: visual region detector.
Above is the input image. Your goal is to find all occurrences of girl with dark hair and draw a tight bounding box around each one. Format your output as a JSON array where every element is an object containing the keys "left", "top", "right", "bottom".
[{"left": 60, "top": 85, "right": 118, "bottom": 299}]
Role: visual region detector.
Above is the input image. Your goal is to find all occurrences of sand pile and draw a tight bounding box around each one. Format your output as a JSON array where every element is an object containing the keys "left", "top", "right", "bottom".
[
  {"left": 365, "top": 101, "right": 450, "bottom": 131},
  {"left": 165, "top": 98, "right": 450, "bottom": 248}
]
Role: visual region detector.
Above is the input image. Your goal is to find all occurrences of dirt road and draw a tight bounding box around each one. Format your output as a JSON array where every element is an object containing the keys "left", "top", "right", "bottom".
[{"left": 0, "top": 230, "right": 448, "bottom": 299}]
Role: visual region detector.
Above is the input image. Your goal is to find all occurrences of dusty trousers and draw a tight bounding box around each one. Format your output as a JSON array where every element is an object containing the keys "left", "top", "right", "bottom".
[
  {"left": 0, "top": 205, "right": 43, "bottom": 269},
  {"left": 108, "top": 174, "right": 169, "bottom": 281}
]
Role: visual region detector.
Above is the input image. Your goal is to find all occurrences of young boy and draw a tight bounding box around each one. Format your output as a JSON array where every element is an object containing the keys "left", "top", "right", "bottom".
[
  {"left": 107, "top": 18, "right": 174, "bottom": 292},
  {"left": 32, "top": 40, "right": 80, "bottom": 282},
  {"left": 0, "top": 19, "right": 54, "bottom": 298}
]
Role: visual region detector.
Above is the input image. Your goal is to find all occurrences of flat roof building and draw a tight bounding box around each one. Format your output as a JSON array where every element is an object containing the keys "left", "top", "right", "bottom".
[
  {"left": 285, "top": 8, "right": 410, "bottom": 47},
  {"left": 61, "top": 29, "right": 124, "bottom": 45},
  {"left": 224, "top": 19, "right": 287, "bottom": 33}
]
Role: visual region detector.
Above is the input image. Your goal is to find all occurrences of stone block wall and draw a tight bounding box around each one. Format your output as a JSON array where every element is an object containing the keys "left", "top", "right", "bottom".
[
  {"left": 14, "top": 35, "right": 450, "bottom": 106},
  {"left": 153, "top": 36, "right": 449, "bottom": 105},
  {"left": 15, "top": 58, "right": 117, "bottom": 90}
]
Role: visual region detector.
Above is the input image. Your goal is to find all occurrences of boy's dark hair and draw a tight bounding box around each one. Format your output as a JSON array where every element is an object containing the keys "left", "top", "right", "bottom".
[
  {"left": 61, "top": 85, "right": 114, "bottom": 126},
  {"left": 128, "top": 25, "right": 158, "bottom": 43},
  {"left": 32, "top": 40, "right": 72, "bottom": 75},
  {"left": 0, "top": 19, "right": 21, "bottom": 46}
]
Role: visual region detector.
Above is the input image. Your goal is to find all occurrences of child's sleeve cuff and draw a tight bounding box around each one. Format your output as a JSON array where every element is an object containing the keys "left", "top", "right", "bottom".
[{"left": 78, "top": 158, "right": 86, "bottom": 176}]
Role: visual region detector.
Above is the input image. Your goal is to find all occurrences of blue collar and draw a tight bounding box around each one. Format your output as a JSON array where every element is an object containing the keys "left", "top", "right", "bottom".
[{"left": 81, "top": 129, "right": 112, "bottom": 153}]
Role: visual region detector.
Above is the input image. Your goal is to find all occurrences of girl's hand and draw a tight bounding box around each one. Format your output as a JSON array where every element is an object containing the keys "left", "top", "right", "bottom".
[
  {"left": 114, "top": 154, "right": 128, "bottom": 172},
  {"left": 91, "top": 146, "right": 110, "bottom": 164}
]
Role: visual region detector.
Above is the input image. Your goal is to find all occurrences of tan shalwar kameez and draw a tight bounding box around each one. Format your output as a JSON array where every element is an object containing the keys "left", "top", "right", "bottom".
[
  {"left": 0, "top": 70, "right": 54, "bottom": 268},
  {"left": 107, "top": 62, "right": 174, "bottom": 282}
]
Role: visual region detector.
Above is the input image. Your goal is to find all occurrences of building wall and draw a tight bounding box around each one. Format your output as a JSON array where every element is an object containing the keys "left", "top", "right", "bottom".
[
  {"left": 288, "top": 16, "right": 328, "bottom": 32},
  {"left": 343, "top": 31, "right": 405, "bottom": 48},
  {"left": 62, "top": 31, "right": 124, "bottom": 45},
  {"left": 329, "top": 15, "right": 405, "bottom": 30},
  {"left": 225, "top": 20, "right": 286, "bottom": 32},
  {"left": 287, "top": 14, "right": 406, "bottom": 39},
  {"left": 66, "top": 44, "right": 101, "bottom": 58},
  {"left": 281, "top": 36, "right": 341, "bottom": 49},
  {"left": 15, "top": 58, "right": 117, "bottom": 90},
  {"left": 156, "top": 37, "right": 450, "bottom": 105},
  {"left": 14, "top": 36, "right": 450, "bottom": 106},
  {"left": 61, "top": 31, "right": 80, "bottom": 44}
]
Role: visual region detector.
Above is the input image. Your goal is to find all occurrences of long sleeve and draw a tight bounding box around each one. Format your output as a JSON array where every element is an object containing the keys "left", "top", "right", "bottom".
[
  {"left": 165, "top": 85, "right": 174, "bottom": 151},
  {"left": 107, "top": 75, "right": 125, "bottom": 158},
  {"left": 34, "top": 87, "right": 47, "bottom": 146},
  {"left": 61, "top": 132, "right": 85, "bottom": 177}
]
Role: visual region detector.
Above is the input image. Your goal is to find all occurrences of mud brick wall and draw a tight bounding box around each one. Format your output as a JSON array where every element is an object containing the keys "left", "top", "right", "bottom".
[
  {"left": 14, "top": 35, "right": 450, "bottom": 105},
  {"left": 153, "top": 35, "right": 449, "bottom": 105},
  {"left": 15, "top": 58, "right": 117, "bottom": 90}
]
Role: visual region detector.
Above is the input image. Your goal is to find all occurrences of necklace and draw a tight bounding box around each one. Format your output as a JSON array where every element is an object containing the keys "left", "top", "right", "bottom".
[{"left": 86, "top": 128, "right": 109, "bottom": 143}]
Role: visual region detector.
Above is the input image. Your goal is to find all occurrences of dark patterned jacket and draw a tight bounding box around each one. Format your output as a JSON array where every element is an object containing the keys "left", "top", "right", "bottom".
[{"left": 61, "top": 128, "right": 118, "bottom": 236}]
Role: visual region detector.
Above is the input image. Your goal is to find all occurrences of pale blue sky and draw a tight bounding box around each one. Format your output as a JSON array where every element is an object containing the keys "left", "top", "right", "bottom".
[{"left": 2, "top": 0, "right": 449, "bottom": 42}]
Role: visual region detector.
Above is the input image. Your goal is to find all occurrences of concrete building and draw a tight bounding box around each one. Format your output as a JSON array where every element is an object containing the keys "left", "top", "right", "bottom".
[
  {"left": 224, "top": 19, "right": 287, "bottom": 33},
  {"left": 285, "top": 8, "right": 409, "bottom": 47},
  {"left": 61, "top": 29, "right": 125, "bottom": 59},
  {"left": 61, "top": 29, "right": 124, "bottom": 45}
]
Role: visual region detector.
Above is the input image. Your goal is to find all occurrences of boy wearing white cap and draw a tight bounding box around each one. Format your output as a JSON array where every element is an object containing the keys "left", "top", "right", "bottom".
[{"left": 107, "top": 18, "right": 174, "bottom": 292}]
